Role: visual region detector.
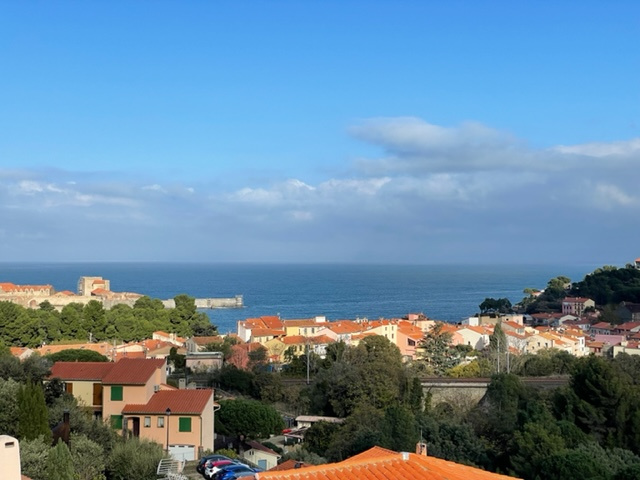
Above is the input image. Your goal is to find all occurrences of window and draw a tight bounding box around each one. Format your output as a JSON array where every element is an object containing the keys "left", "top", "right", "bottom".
[
  {"left": 179, "top": 417, "right": 192, "bottom": 432},
  {"left": 111, "top": 415, "right": 123, "bottom": 429},
  {"left": 144, "top": 417, "right": 151, "bottom": 428},
  {"left": 158, "top": 417, "right": 165, "bottom": 428},
  {"left": 110, "top": 386, "right": 123, "bottom": 401},
  {"left": 65, "top": 383, "right": 73, "bottom": 394}
]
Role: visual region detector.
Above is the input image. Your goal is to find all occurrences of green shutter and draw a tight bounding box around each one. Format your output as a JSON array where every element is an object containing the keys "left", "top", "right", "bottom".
[
  {"left": 178, "top": 417, "right": 191, "bottom": 432},
  {"left": 111, "top": 415, "right": 123, "bottom": 429},
  {"left": 110, "top": 386, "right": 123, "bottom": 401}
]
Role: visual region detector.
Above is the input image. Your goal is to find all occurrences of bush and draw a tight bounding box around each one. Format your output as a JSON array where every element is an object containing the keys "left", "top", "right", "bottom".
[{"left": 106, "top": 437, "right": 165, "bottom": 480}]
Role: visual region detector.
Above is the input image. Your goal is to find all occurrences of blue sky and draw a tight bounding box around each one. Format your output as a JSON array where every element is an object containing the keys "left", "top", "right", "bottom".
[{"left": 1, "top": 1, "right": 639, "bottom": 264}]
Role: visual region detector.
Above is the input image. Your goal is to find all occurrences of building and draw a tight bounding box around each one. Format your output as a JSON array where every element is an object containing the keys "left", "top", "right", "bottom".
[
  {"left": 48, "top": 358, "right": 215, "bottom": 460},
  {"left": 561, "top": 297, "right": 595, "bottom": 316},
  {"left": 256, "top": 445, "right": 520, "bottom": 480}
]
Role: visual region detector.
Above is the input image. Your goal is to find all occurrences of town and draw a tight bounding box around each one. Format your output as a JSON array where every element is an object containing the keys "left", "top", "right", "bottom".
[{"left": 2, "top": 263, "right": 640, "bottom": 480}]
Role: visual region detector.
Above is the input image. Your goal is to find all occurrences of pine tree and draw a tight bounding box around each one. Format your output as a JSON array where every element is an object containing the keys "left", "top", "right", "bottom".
[
  {"left": 18, "top": 383, "right": 51, "bottom": 442},
  {"left": 46, "top": 441, "right": 75, "bottom": 480}
]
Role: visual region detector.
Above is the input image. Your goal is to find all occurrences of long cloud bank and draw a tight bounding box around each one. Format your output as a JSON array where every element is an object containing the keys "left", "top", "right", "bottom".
[{"left": 2, "top": 118, "right": 638, "bottom": 263}]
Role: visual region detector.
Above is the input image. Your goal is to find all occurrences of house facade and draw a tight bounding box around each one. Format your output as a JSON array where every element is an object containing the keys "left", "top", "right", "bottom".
[{"left": 49, "top": 358, "right": 215, "bottom": 460}]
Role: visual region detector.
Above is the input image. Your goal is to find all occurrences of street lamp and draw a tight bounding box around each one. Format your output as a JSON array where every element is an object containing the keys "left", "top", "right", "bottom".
[{"left": 165, "top": 407, "right": 171, "bottom": 454}]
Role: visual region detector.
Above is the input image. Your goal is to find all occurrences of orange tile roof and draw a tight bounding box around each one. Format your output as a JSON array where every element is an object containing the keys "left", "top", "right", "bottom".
[
  {"left": 49, "top": 362, "right": 115, "bottom": 381},
  {"left": 91, "top": 288, "right": 111, "bottom": 295},
  {"left": 102, "top": 358, "right": 165, "bottom": 384},
  {"left": 397, "top": 321, "right": 424, "bottom": 340},
  {"left": 256, "top": 446, "right": 519, "bottom": 480},
  {"left": 252, "top": 328, "right": 286, "bottom": 337},
  {"left": 310, "top": 335, "right": 334, "bottom": 344},
  {"left": 37, "top": 342, "right": 112, "bottom": 356},
  {"left": 326, "top": 321, "right": 363, "bottom": 335},
  {"left": 283, "top": 319, "right": 319, "bottom": 328},
  {"left": 282, "top": 335, "right": 308, "bottom": 345},
  {"left": 121, "top": 389, "right": 213, "bottom": 415},
  {"left": 191, "top": 336, "right": 224, "bottom": 345}
]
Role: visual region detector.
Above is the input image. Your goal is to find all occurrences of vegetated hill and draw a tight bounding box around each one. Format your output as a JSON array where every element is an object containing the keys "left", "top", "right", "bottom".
[{"left": 570, "top": 266, "right": 640, "bottom": 306}]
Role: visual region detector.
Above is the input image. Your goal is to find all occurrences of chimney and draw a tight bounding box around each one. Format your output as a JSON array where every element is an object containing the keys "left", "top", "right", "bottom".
[
  {"left": 416, "top": 442, "right": 428, "bottom": 456},
  {"left": 401, "top": 451, "right": 409, "bottom": 461}
]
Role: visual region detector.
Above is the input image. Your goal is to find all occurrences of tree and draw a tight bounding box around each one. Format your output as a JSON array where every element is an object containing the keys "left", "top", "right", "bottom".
[
  {"left": 20, "top": 435, "right": 51, "bottom": 480},
  {"left": 18, "top": 383, "right": 51, "bottom": 442},
  {"left": 217, "top": 399, "right": 284, "bottom": 439},
  {"left": 479, "top": 298, "right": 513, "bottom": 314},
  {"left": 305, "top": 421, "right": 341, "bottom": 457},
  {"left": 488, "top": 321, "right": 508, "bottom": 374},
  {"left": 0, "top": 378, "right": 20, "bottom": 437},
  {"left": 70, "top": 433, "right": 107, "bottom": 480},
  {"left": 47, "top": 349, "right": 109, "bottom": 363},
  {"left": 106, "top": 437, "right": 165, "bottom": 480},
  {"left": 47, "top": 441, "right": 76, "bottom": 480},
  {"left": 417, "top": 322, "right": 461, "bottom": 375}
]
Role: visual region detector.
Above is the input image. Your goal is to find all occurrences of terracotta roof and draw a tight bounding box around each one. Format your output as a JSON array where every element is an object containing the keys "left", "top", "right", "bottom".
[
  {"left": 38, "top": 342, "right": 112, "bottom": 356},
  {"left": 326, "top": 321, "right": 362, "bottom": 335},
  {"left": 245, "top": 440, "right": 281, "bottom": 457},
  {"left": 91, "top": 288, "right": 111, "bottom": 296},
  {"left": 121, "top": 389, "right": 213, "bottom": 415},
  {"left": 256, "top": 446, "right": 519, "bottom": 480},
  {"left": 310, "top": 335, "right": 334, "bottom": 344},
  {"left": 283, "top": 319, "right": 319, "bottom": 328},
  {"left": 252, "top": 328, "right": 286, "bottom": 337},
  {"left": 282, "top": 335, "right": 309, "bottom": 345},
  {"left": 563, "top": 297, "right": 592, "bottom": 303},
  {"left": 102, "top": 358, "right": 165, "bottom": 384},
  {"left": 49, "top": 362, "right": 115, "bottom": 381},
  {"left": 191, "top": 336, "right": 224, "bottom": 345}
]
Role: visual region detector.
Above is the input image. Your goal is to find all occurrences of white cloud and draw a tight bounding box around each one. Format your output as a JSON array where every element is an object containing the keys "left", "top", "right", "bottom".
[
  {"left": 593, "top": 183, "right": 638, "bottom": 209},
  {"left": 554, "top": 138, "right": 640, "bottom": 157},
  {"left": 1, "top": 119, "right": 639, "bottom": 263}
]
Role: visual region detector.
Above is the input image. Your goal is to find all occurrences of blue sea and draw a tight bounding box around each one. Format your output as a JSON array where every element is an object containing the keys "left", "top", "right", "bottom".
[{"left": 0, "top": 263, "right": 601, "bottom": 334}]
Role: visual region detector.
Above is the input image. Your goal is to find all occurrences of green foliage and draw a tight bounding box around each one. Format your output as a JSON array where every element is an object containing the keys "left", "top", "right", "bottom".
[
  {"left": 106, "top": 437, "right": 165, "bottom": 480},
  {"left": 447, "top": 358, "right": 492, "bottom": 378},
  {"left": 47, "top": 441, "right": 76, "bottom": 480},
  {"left": 18, "top": 382, "right": 51, "bottom": 442},
  {"left": 487, "top": 321, "right": 508, "bottom": 374},
  {"left": 215, "top": 448, "right": 238, "bottom": 459},
  {"left": 0, "top": 294, "right": 215, "bottom": 347},
  {"left": 204, "top": 336, "right": 238, "bottom": 359},
  {"left": 253, "top": 370, "right": 284, "bottom": 403},
  {"left": 217, "top": 399, "right": 284, "bottom": 439},
  {"left": 479, "top": 298, "right": 513, "bottom": 314},
  {"left": 214, "top": 364, "right": 256, "bottom": 396},
  {"left": 571, "top": 267, "right": 640, "bottom": 305},
  {"left": 0, "top": 378, "right": 20, "bottom": 437},
  {"left": 70, "top": 433, "right": 107, "bottom": 480},
  {"left": 168, "top": 347, "right": 186, "bottom": 369},
  {"left": 20, "top": 435, "right": 51, "bottom": 480},
  {"left": 47, "top": 349, "right": 109, "bottom": 363},
  {"left": 281, "top": 447, "right": 327, "bottom": 465},
  {"left": 417, "top": 322, "right": 461, "bottom": 375},
  {"left": 304, "top": 421, "right": 342, "bottom": 457},
  {"left": 310, "top": 336, "right": 408, "bottom": 417},
  {"left": 418, "top": 415, "right": 489, "bottom": 468}
]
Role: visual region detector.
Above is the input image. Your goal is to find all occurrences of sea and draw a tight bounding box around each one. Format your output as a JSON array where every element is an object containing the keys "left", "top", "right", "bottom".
[{"left": 0, "top": 263, "right": 602, "bottom": 334}]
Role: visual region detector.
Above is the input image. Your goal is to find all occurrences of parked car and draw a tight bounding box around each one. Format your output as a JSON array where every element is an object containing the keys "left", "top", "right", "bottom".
[
  {"left": 203, "top": 459, "right": 238, "bottom": 479},
  {"left": 212, "top": 464, "right": 255, "bottom": 480},
  {"left": 197, "top": 454, "right": 231, "bottom": 475}
]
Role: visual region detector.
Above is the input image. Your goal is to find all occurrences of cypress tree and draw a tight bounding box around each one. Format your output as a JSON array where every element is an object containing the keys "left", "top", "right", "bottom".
[
  {"left": 47, "top": 441, "right": 75, "bottom": 480},
  {"left": 18, "top": 383, "right": 51, "bottom": 442}
]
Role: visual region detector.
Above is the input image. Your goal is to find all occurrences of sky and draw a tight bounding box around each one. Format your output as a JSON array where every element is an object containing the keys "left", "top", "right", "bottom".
[{"left": 1, "top": 1, "right": 639, "bottom": 265}]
